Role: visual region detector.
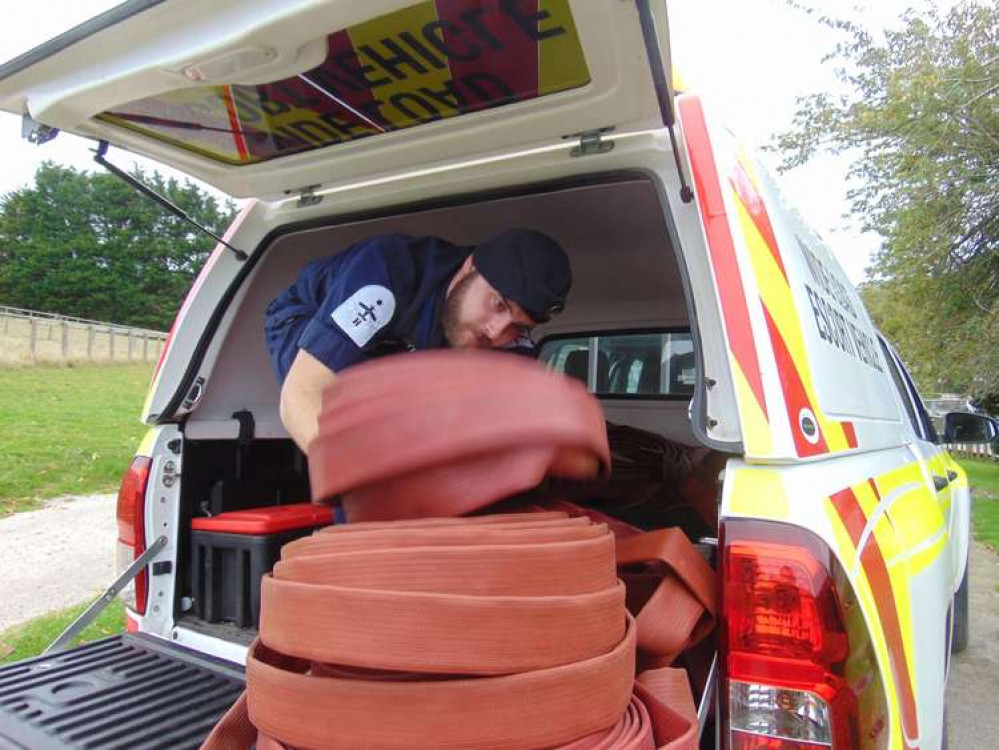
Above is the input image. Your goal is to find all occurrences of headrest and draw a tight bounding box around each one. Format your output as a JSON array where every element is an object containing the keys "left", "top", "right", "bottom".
[{"left": 563, "top": 349, "right": 590, "bottom": 385}]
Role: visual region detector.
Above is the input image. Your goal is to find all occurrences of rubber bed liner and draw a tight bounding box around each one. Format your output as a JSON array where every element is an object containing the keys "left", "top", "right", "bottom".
[{"left": 0, "top": 634, "right": 244, "bottom": 749}]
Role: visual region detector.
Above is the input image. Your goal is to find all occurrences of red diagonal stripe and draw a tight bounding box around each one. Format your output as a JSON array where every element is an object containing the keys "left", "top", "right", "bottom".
[
  {"left": 830, "top": 486, "right": 920, "bottom": 748},
  {"left": 830, "top": 487, "right": 865, "bottom": 546},
  {"left": 868, "top": 477, "right": 881, "bottom": 501},
  {"left": 679, "top": 96, "right": 768, "bottom": 422},
  {"left": 222, "top": 86, "right": 249, "bottom": 161},
  {"left": 729, "top": 160, "right": 787, "bottom": 282},
  {"left": 762, "top": 306, "right": 827, "bottom": 456},
  {"left": 843, "top": 421, "right": 858, "bottom": 448},
  {"left": 436, "top": 0, "right": 539, "bottom": 111},
  {"left": 860, "top": 534, "right": 920, "bottom": 747}
]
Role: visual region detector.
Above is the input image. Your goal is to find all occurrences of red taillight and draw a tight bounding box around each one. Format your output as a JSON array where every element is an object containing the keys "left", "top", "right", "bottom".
[
  {"left": 730, "top": 734, "right": 830, "bottom": 750},
  {"left": 721, "top": 520, "right": 888, "bottom": 749},
  {"left": 116, "top": 456, "right": 152, "bottom": 616}
]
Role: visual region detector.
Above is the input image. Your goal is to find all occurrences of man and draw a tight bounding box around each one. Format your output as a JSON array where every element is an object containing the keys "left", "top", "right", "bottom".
[{"left": 266, "top": 228, "right": 572, "bottom": 450}]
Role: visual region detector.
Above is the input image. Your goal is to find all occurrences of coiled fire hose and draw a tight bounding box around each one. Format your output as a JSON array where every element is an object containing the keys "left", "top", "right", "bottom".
[{"left": 202, "top": 352, "right": 715, "bottom": 749}]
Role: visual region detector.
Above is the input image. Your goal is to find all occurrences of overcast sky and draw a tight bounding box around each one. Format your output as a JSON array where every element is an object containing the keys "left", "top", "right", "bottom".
[{"left": 0, "top": 0, "right": 955, "bottom": 283}]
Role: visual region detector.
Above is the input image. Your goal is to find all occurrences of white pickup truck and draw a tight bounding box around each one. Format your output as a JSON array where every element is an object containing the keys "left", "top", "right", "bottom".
[{"left": 0, "top": 1, "right": 989, "bottom": 748}]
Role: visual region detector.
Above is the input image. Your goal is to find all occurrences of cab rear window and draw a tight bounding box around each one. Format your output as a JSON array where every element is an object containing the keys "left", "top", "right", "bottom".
[
  {"left": 97, "top": 0, "right": 591, "bottom": 165},
  {"left": 540, "top": 331, "right": 696, "bottom": 399}
]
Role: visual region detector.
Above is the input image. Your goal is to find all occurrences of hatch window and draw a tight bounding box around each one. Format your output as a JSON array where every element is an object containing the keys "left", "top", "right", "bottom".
[
  {"left": 97, "top": 0, "right": 591, "bottom": 165},
  {"left": 540, "top": 331, "right": 696, "bottom": 399}
]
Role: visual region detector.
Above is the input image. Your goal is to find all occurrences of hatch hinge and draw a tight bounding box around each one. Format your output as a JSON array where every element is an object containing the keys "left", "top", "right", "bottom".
[
  {"left": 566, "top": 127, "right": 615, "bottom": 158},
  {"left": 92, "top": 140, "right": 248, "bottom": 261},
  {"left": 290, "top": 184, "right": 323, "bottom": 208},
  {"left": 21, "top": 113, "right": 59, "bottom": 145}
]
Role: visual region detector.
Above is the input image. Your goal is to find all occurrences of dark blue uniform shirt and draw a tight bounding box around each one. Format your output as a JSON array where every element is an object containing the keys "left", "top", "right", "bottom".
[{"left": 265, "top": 234, "right": 471, "bottom": 383}]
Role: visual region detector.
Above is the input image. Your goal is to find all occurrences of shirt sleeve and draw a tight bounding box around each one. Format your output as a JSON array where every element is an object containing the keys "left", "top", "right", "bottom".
[
  {"left": 502, "top": 332, "right": 538, "bottom": 359},
  {"left": 296, "top": 243, "right": 400, "bottom": 373}
]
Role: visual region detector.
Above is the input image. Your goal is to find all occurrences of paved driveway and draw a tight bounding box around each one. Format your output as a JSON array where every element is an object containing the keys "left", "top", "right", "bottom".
[
  {"left": 946, "top": 540, "right": 999, "bottom": 747},
  {"left": 0, "top": 494, "right": 115, "bottom": 632}
]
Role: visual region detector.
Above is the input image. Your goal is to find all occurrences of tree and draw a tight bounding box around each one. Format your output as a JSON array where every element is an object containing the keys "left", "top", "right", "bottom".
[
  {"left": 0, "top": 161, "right": 236, "bottom": 330},
  {"left": 774, "top": 1, "right": 999, "bottom": 400}
]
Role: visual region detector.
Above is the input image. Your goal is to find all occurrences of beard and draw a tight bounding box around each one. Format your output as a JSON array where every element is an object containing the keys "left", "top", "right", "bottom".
[{"left": 442, "top": 270, "right": 480, "bottom": 347}]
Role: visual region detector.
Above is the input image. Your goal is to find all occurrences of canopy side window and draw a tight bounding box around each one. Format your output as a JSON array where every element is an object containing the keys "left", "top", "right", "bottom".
[{"left": 540, "top": 330, "right": 695, "bottom": 400}]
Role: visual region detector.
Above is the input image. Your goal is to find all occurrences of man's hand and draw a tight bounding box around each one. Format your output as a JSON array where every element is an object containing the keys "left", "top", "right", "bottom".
[{"left": 280, "top": 349, "right": 338, "bottom": 452}]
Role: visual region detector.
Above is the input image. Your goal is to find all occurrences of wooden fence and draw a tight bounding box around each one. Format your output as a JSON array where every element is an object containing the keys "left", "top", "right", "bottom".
[
  {"left": 944, "top": 443, "right": 998, "bottom": 461},
  {"left": 0, "top": 305, "right": 167, "bottom": 365}
]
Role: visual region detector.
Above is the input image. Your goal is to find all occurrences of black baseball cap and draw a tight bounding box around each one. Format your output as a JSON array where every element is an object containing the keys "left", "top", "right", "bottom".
[{"left": 472, "top": 229, "right": 572, "bottom": 323}]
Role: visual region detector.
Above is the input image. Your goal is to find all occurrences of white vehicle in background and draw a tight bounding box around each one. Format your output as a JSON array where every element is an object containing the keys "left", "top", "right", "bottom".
[{"left": 0, "top": 1, "right": 988, "bottom": 748}]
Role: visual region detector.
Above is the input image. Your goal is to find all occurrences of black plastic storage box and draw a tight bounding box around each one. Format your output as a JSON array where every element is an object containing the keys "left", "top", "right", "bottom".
[{"left": 190, "top": 503, "right": 333, "bottom": 628}]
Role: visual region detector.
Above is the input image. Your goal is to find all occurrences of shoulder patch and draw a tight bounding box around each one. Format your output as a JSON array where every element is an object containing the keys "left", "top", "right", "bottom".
[{"left": 330, "top": 285, "right": 396, "bottom": 348}]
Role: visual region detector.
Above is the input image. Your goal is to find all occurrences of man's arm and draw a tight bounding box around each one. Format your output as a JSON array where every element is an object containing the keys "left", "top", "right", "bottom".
[{"left": 280, "top": 348, "right": 339, "bottom": 452}]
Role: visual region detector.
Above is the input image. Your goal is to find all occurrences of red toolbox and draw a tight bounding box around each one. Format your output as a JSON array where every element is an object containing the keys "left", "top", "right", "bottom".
[{"left": 190, "top": 503, "right": 333, "bottom": 628}]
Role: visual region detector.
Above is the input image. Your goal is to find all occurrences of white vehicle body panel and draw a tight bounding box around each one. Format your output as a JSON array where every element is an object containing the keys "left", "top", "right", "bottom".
[
  {"left": 0, "top": 2, "right": 970, "bottom": 748},
  {"left": 133, "top": 97, "right": 966, "bottom": 750}
]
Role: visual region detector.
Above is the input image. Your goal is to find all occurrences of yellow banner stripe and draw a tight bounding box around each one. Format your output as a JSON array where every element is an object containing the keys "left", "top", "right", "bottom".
[
  {"left": 890, "top": 484, "right": 947, "bottom": 553},
  {"left": 348, "top": 1, "right": 456, "bottom": 130},
  {"left": 732, "top": 357, "right": 774, "bottom": 455},
  {"left": 137, "top": 429, "right": 157, "bottom": 457},
  {"left": 908, "top": 532, "right": 949, "bottom": 576},
  {"left": 729, "top": 467, "right": 787, "bottom": 519},
  {"left": 538, "top": 0, "right": 590, "bottom": 95},
  {"left": 853, "top": 478, "right": 881, "bottom": 518}
]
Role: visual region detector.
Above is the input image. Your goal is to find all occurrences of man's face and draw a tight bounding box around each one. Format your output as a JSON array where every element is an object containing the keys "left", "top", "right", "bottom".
[{"left": 442, "top": 269, "right": 536, "bottom": 349}]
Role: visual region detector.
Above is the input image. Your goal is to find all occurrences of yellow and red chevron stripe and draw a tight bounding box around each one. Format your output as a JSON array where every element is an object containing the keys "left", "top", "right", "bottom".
[
  {"left": 826, "top": 479, "right": 920, "bottom": 750},
  {"left": 680, "top": 94, "right": 859, "bottom": 458},
  {"left": 728, "top": 155, "right": 858, "bottom": 458},
  {"left": 679, "top": 97, "right": 772, "bottom": 455}
]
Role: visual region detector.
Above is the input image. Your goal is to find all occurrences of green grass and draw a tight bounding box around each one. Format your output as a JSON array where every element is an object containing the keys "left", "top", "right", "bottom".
[
  {"left": 0, "top": 363, "right": 153, "bottom": 516},
  {"left": 957, "top": 458, "right": 999, "bottom": 552},
  {"left": 960, "top": 458, "right": 999, "bottom": 497},
  {"left": 0, "top": 599, "right": 125, "bottom": 664}
]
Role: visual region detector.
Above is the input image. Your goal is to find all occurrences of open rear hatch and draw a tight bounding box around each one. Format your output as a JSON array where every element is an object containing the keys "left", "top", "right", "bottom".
[
  {"left": 0, "top": 0, "right": 674, "bottom": 200},
  {"left": 0, "top": 634, "right": 243, "bottom": 750}
]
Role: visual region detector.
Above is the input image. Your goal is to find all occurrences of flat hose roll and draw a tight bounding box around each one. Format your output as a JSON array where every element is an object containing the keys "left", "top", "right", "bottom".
[
  {"left": 253, "top": 514, "right": 636, "bottom": 749},
  {"left": 617, "top": 529, "right": 717, "bottom": 667},
  {"left": 201, "top": 352, "right": 713, "bottom": 749},
  {"left": 202, "top": 511, "right": 709, "bottom": 749},
  {"left": 246, "top": 626, "right": 636, "bottom": 749},
  {"left": 260, "top": 520, "right": 625, "bottom": 675},
  {"left": 307, "top": 351, "right": 611, "bottom": 521}
]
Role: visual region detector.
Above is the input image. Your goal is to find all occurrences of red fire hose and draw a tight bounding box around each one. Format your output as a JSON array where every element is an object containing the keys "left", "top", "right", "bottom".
[{"left": 202, "top": 352, "right": 715, "bottom": 749}]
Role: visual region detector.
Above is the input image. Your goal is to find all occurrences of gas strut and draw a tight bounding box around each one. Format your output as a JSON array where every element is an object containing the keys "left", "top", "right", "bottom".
[
  {"left": 93, "top": 140, "right": 248, "bottom": 261},
  {"left": 635, "top": 0, "right": 694, "bottom": 204}
]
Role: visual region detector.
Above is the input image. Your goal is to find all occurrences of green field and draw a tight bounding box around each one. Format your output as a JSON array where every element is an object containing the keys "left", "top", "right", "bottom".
[
  {"left": 0, "top": 600, "right": 125, "bottom": 665},
  {"left": 959, "top": 457, "right": 999, "bottom": 552},
  {"left": 0, "top": 363, "right": 153, "bottom": 515}
]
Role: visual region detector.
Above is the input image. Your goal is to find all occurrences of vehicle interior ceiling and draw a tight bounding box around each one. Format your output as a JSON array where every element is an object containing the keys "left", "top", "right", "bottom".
[{"left": 182, "top": 176, "right": 723, "bottom": 538}]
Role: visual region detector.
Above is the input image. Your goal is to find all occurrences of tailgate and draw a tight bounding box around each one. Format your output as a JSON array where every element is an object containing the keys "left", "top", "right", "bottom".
[
  {"left": 0, "top": 634, "right": 243, "bottom": 750},
  {"left": 0, "top": 0, "right": 672, "bottom": 200}
]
